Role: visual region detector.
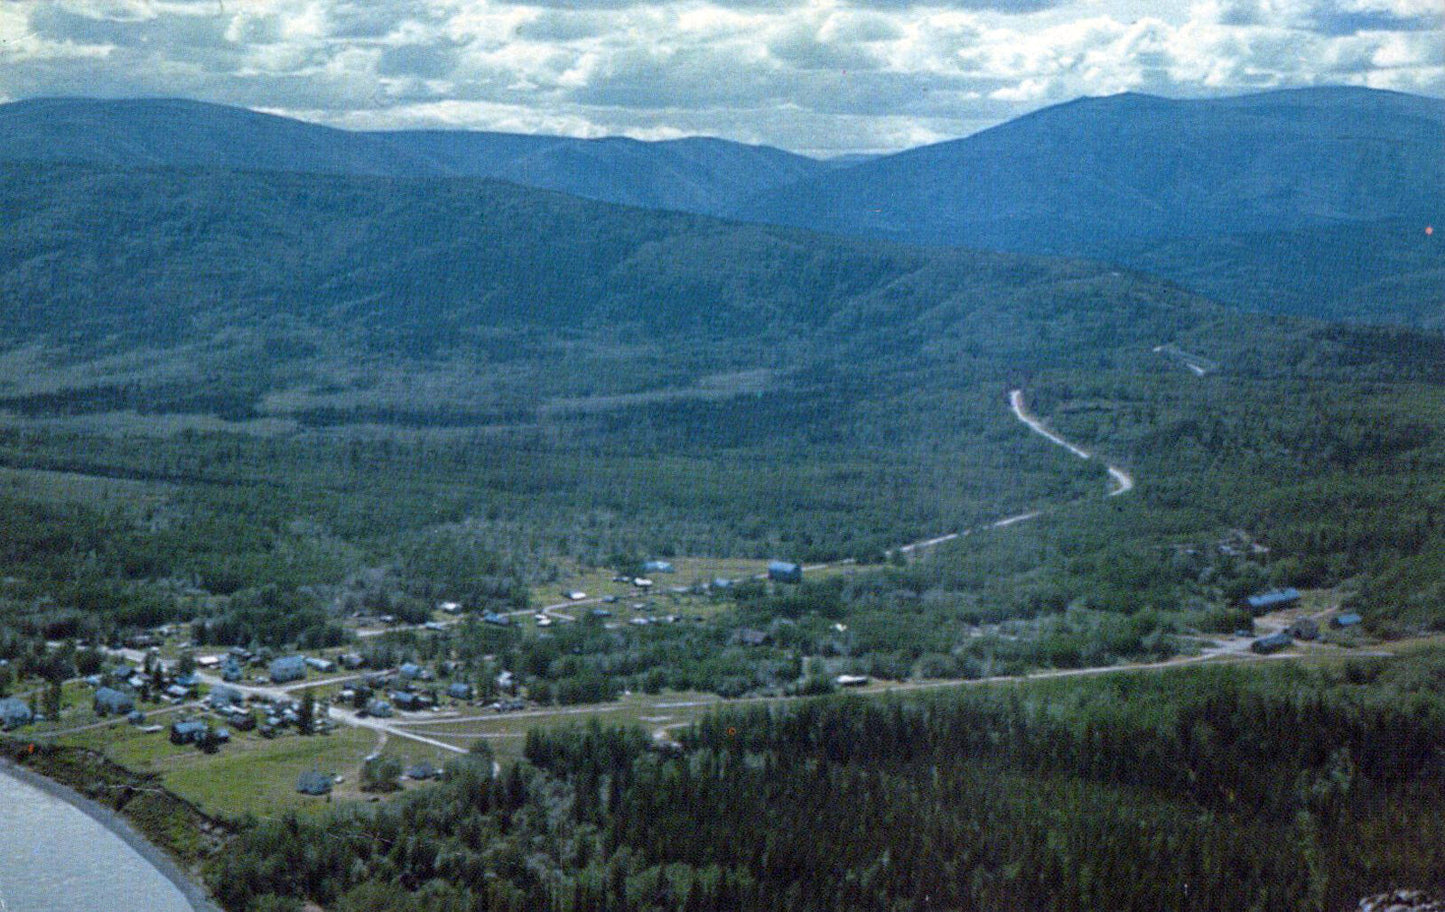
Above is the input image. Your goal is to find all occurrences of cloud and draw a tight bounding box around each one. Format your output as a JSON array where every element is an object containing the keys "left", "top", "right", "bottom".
[{"left": 0, "top": 0, "right": 1440, "bottom": 154}]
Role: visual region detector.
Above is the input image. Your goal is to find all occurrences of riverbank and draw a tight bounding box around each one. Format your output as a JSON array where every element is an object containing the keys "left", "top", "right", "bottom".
[{"left": 0, "top": 745, "right": 225, "bottom": 912}]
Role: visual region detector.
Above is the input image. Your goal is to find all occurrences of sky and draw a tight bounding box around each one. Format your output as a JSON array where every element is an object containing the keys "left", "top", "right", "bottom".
[{"left": 0, "top": 0, "right": 1440, "bottom": 155}]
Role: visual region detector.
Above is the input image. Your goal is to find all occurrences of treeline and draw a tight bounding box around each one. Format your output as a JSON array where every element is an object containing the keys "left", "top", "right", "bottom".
[{"left": 207, "top": 653, "right": 1445, "bottom": 912}]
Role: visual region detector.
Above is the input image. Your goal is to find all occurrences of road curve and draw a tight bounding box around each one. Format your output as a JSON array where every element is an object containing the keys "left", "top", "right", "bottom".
[{"left": 1009, "top": 389, "right": 1134, "bottom": 497}]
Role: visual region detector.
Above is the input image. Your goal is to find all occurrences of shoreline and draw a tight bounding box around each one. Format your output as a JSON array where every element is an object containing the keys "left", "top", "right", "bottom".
[{"left": 0, "top": 755, "right": 223, "bottom": 912}]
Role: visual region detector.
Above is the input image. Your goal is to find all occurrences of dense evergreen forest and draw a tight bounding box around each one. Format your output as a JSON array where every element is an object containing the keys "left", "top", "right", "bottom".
[{"left": 207, "top": 652, "right": 1445, "bottom": 911}]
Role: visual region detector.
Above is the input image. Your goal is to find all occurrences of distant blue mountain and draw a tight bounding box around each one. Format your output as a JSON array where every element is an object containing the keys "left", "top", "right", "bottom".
[
  {"left": 735, "top": 87, "right": 1445, "bottom": 252},
  {"left": 0, "top": 97, "right": 829, "bottom": 216}
]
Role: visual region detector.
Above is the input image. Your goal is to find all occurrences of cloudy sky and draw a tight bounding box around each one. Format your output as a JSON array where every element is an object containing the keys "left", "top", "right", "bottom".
[{"left": 0, "top": 0, "right": 1440, "bottom": 155}]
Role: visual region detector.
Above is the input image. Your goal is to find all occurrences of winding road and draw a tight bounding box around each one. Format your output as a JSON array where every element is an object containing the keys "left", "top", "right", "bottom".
[{"left": 1009, "top": 389, "right": 1134, "bottom": 496}]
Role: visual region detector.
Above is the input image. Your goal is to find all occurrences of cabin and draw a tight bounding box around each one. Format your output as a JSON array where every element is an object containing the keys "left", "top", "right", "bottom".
[
  {"left": 304, "top": 657, "right": 336, "bottom": 673},
  {"left": 447, "top": 682, "right": 473, "bottom": 701},
  {"left": 398, "top": 662, "right": 424, "bottom": 681},
  {"left": 339, "top": 652, "right": 366, "bottom": 669},
  {"left": 391, "top": 691, "right": 426, "bottom": 712},
  {"left": 644, "top": 560, "right": 675, "bottom": 574},
  {"left": 366, "top": 699, "right": 394, "bottom": 718},
  {"left": 296, "top": 770, "right": 333, "bottom": 796},
  {"left": 1332, "top": 612, "right": 1363, "bottom": 629},
  {"left": 170, "top": 719, "right": 209, "bottom": 745},
  {"left": 481, "top": 612, "right": 512, "bottom": 627},
  {"left": 1250, "top": 632, "right": 1293, "bottom": 654},
  {"left": 269, "top": 656, "right": 307, "bottom": 684},
  {"left": 768, "top": 560, "right": 803, "bottom": 583},
  {"left": 0, "top": 697, "right": 33, "bottom": 729},
  {"left": 1244, "top": 588, "right": 1302, "bottom": 613},
  {"left": 93, "top": 687, "right": 134, "bottom": 716}
]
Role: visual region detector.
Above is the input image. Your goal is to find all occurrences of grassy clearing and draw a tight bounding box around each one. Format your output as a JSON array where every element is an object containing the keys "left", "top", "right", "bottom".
[{"left": 60, "top": 716, "right": 379, "bottom": 819}]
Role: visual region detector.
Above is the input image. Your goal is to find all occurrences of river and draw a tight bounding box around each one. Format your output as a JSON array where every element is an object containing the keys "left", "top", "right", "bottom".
[{"left": 0, "top": 761, "right": 206, "bottom": 912}]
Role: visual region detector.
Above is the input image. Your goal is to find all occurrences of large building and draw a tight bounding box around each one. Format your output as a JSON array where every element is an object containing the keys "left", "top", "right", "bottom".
[{"left": 1244, "top": 588, "right": 1301, "bottom": 613}]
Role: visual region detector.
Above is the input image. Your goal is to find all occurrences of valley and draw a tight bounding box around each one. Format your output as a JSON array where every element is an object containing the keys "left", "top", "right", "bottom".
[{"left": 0, "top": 88, "right": 1440, "bottom": 912}]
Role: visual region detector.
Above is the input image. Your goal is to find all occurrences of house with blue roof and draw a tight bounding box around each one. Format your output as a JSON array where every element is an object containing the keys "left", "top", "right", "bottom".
[
  {"left": 93, "top": 687, "right": 134, "bottom": 716},
  {"left": 1244, "top": 588, "right": 1301, "bottom": 613}
]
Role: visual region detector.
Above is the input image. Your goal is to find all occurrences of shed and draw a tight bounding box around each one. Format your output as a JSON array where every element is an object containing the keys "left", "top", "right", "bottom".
[
  {"left": 93, "top": 687, "right": 134, "bottom": 716},
  {"left": 296, "top": 770, "right": 333, "bottom": 796},
  {"left": 768, "top": 561, "right": 803, "bottom": 583},
  {"left": 1245, "top": 588, "right": 1302, "bottom": 613},
  {"left": 269, "top": 656, "right": 307, "bottom": 684},
  {"left": 0, "top": 697, "right": 33, "bottom": 729}
]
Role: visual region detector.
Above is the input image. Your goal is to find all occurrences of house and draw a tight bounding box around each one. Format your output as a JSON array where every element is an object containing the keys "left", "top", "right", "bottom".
[
  {"left": 296, "top": 770, "right": 333, "bottom": 796},
  {"left": 632, "top": 578, "right": 654, "bottom": 589},
  {"left": 1250, "top": 632, "right": 1293, "bottom": 654},
  {"left": 1245, "top": 588, "right": 1302, "bottom": 613},
  {"left": 398, "top": 662, "right": 424, "bottom": 681},
  {"left": 366, "top": 699, "right": 394, "bottom": 718},
  {"left": 170, "top": 720, "right": 209, "bottom": 745},
  {"left": 1333, "top": 612, "right": 1363, "bottom": 629},
  {"left": 447, "top": 682, "right": 473, "bottom": 701},
  {"left": 269, "top": 656, "right": 307, "bottom": 684},
  {"left": 495, "top": 670, "right": 516, "bottom": 693},
  {"left": 0, "top": 697, "right": 33, "bottom": 729},
  {"left": 644, "top": 560, "right": 675, "bottom": 574},
  {"left": 391, "top": 691, "right": 425, "bottom": 711},
  {"left": 93, "top": 687, "right": 134, "bottom": 716},
  {"left": 1288, "top": 617, "right": 1320, "bottom": 641},
  {"left": 195, "top": 655, "right": 221, "bottom": 669},
  {"left": 481, "top": 612, "right": 512, "bottom": 627},
  {"left": 835, "top": 675, "right": 870, "bottom": 688},
  {"left": 174, "top": 673, "right": 201, "bottom": 692},
  {"left": 339, "top": 652, "right": 366, "bottom": 670},
  {"left": 164, "top": 684, "right": 191, "bottom": 701},
  {"left": 304, "top": 656, "right": 336, "bottom": 673},
  {"left": 768, "top": 561, "right": 803, "bottom": 583},
  {"left": 565, "top": 590, "right": 587, "bottom": 601},
  {"left": 439, "top": 601, "right": 462, "bottom": 614}
]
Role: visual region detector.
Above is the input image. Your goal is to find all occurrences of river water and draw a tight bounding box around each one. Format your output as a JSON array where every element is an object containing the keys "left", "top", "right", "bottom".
[{"left": 0, "top": 764, "right": 197, "bottom": 912}]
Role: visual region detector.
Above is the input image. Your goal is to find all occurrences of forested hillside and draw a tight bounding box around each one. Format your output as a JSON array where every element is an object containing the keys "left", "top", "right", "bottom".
[
  {"left": 0, "top": 161, "right": 1440, "bottom": 680},
  {"left": 208, "top": 654, "right": 1445, "bottom": 911}
]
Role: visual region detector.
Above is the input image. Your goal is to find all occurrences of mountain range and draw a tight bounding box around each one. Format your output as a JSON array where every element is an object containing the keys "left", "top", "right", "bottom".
[{"left": 0, "top": 88, "right": 1441, "bottom": 326}]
